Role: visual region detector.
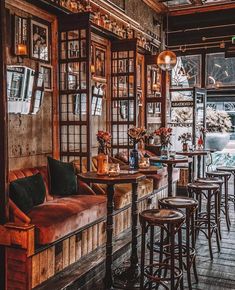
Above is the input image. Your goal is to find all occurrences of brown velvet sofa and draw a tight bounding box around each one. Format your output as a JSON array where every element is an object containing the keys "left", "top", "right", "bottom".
[{"left": 9, "top": 166, "right": 107, "bottom": 245}]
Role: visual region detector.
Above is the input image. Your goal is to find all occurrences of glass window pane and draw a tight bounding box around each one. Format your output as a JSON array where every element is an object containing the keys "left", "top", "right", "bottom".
[
  {"left": 206, "top": 52, "right": 235, "bottom": 88},
  {"left": 171, "top": 55, "right": 201, "bottom": 88}
]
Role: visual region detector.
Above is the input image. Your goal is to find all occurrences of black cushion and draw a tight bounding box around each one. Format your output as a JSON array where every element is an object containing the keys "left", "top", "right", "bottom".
[
  {"left": 47, "top": 157, "right": 77, "bottom": 196},
  {"left": 10, "top": 173, "right": 46, "bottom": 214}
]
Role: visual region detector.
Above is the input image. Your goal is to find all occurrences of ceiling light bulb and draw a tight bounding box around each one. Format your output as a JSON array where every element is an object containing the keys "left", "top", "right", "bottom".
[{"left": 157, "top": 50, "right": 177, "bottom": 71}]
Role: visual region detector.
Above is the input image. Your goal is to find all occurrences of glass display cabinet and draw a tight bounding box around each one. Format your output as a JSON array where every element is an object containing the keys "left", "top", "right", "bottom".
[
  {"left": 111, "top": 39, "right": 137, "bottom": 157},
  {"left": 170, "top": 87, "right": 207, "bottom": 151},
  {"left": 170, "top": 54, "right": 206, "bottom": 151},
  {"left": 145, "top": 55, "right": 162, "bottom": 133},
  {"left": 59, "top": 13, "right": 91, "bottom": 170}
]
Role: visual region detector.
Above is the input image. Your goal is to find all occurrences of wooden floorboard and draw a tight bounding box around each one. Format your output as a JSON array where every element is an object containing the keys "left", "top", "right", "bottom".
[{"left": 82, "top": 199, "right": 235, "bottom": 289}]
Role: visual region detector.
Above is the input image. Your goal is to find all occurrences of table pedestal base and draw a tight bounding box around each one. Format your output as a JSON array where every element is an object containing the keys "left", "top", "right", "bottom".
[{"left": 114, "top": 262, "right": 140, "bottom": 289}]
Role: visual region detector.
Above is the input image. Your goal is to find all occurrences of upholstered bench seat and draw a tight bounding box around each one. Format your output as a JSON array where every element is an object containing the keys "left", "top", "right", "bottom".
[
  {"left": 28, "top": 195, "right": 107, "bottom": 245},
  {"left": 9, "top": 166, "right": 107, "bottom": 246}
]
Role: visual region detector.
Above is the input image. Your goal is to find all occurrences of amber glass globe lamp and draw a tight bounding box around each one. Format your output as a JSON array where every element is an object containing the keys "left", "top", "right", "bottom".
[{"left": 157, "top": 50, "right": 177, "bottom": 71}]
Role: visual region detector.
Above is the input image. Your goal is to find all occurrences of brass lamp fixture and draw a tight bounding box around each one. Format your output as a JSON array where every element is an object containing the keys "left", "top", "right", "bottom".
[
  {"left": 157, "top": 3, "right": 177, "bottom": 71},
  {"left": 16, "top": 43, "right": 27, "bottom": 56}
]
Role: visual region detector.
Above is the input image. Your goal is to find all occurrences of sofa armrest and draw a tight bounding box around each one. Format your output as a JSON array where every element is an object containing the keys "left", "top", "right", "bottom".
[
  {"left": 77, "top": 179, "right": 96, "bottom": 195},
  {"left": 9, "top": 199, "right": 31, "bottom": 224}
]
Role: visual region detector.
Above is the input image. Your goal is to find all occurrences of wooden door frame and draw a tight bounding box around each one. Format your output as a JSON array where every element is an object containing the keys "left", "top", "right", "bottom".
[
  {"left": 0, "top": 0, "right": 8, "bottom": 225},
  {"left": 0, "top": 2, "right": 8, "bottom": 290}
]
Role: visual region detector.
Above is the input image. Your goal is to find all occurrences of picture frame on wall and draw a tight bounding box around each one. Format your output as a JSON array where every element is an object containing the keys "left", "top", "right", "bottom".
[
  {"left": 14, "top": 15, "right": 29, "bottom": 56},
  {"left": 94, "top": 46, "right": 106, "bottom": 80},
  {"left": 39, "top": 64, "right": 53, "bottom": 91},
  {"left": 30, "top": 19, "right": 50, "bottom": 62}
]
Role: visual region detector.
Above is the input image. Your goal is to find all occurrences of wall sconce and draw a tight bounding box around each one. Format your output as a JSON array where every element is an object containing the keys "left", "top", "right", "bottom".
[
  {"left": 91, "top": 64, "right": 95, "bottom": 75},
  {"left": 16, "top": 43, "right": 27, "bottom": 63},
  {"left": 16, "top": 43, "right": 27, "bottom": 56},
  {"left": 152, "top": 83, "right": 158, "bottom": 92}
]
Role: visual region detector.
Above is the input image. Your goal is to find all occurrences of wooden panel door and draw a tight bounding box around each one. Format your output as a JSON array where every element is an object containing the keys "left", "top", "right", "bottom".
[{"left": 111, "top": 39, "right": 138, "bottom": 157}]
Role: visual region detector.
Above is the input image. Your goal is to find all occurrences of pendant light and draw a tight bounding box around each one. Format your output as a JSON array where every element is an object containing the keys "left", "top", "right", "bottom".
[{"left": 157, "top": 3, "right": 177, "bottom": 71}]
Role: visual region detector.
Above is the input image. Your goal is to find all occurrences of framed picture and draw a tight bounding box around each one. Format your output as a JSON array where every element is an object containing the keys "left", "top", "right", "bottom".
[
  {"left": 14, "top": 15, "right": 28, "bottom": 56},
  {"left": 39, "top": 64, "right": 53, "bottom": 91},
  {"left": 94, "top": 46, "right": 106, "bottom": 79},
  {"left": 30, "top": 19, "right": 50, "bottom": 62}
]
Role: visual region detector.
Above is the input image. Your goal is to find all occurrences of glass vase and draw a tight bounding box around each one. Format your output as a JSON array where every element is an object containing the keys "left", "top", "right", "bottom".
[
  {"left": 129, "top": 144, "right": 139, "bottom": 169},
  {"left": 97, "top": 152, "right": 109, "bottom": 175},
  {"left": 160, "top": 145, "right": 169, "bottom": 160}
]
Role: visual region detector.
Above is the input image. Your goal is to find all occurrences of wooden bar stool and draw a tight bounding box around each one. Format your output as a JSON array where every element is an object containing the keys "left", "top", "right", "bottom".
[
  {"left": 206, "top": 171, "right": 231, "bottom": 231},
  {"left": 187, "top": 182, "right": 220, "bottom": 260},
  {"left": 196, "top": 177, "right": 223, "bottom": 239},
  {"left": 140, "top": 209, "right": 185, "bottom": 290},
  {"left": 158, "top": 197, "right": 198, "bottom": 290},
  {"left": 217, "top": 166, "right": 235, "bottom": 210}
]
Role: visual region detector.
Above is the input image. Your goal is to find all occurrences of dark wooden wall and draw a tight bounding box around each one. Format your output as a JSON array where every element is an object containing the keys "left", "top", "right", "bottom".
[{"left": 6, "top": 0, "right": 58, "bottom": 170}]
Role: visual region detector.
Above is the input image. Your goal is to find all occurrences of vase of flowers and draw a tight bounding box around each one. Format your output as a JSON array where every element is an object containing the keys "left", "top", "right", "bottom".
[
  {"left": 96, "top": 130, "right": 111, "bottom": 175},
  {"left": 154, "top": 127, "right": 172, "bottom": 159},
  {"left": 178, "top": 132, "right": 192, "bottom": 152},
  {"left": 205, "top": 108, "right": 232, "bottom": 151},
  {"left": 128, "top": 127, "right": 146, "bottom": 169}
]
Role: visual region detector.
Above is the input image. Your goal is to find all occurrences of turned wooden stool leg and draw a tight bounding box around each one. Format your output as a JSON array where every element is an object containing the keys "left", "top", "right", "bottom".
[
  {"left": 178, "top": 227, "right": 184, "bottom": 290},
  {"left": 207, "top": 190, "right": 213, "bottom": 260},
  {"left": 214, "top": 189, "right": 221, "bottom": 253},
  {"left": 149, "top": 225, "right": 154, "bottom": 289},
  {"left": 140, "top": 224, "right": 146, "bottom": 290},
  {"left": 191, "top": 212, "right": 198, "bottom": 284},
  {"left": 170, "top": 224, "right": 175, "bottom": 290},
  {"left": 218, "top": 184, "right": 222, "bottom": 240},
  {"left": 224, "top": 176, "right": 231, "bottom": 231},
  {"left": 186, "top": 209, "right": 192, "bottom": 290}
]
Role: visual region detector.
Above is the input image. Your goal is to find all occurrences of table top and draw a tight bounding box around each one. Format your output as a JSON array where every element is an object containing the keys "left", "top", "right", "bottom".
[
  {"left": 120, "top": 165, "right": 162, "bottom": 174},
  {"left": 77, "top": 171, "right": 146, "bottom": 185},
  {"left": 176, "top": 150, "right": 209, "bottom": 156},
  {"left": 150, "top": 155, "right": 189, "bottom": 164}
]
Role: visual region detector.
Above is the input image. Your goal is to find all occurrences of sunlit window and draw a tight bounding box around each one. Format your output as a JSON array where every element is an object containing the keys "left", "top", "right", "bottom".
[
  {"left": 206, "top": 53, "right": 235, "bottom": 88},
  {"left": 171, "top": 55, "right": 201, "bottom": 88}
]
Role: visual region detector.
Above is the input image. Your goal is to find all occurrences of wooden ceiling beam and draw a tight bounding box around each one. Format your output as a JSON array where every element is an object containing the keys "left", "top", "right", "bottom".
[
  {"left": 169, "top": 2, "right": 235, "bottom": 16},
  {"left": 142, "top": 0, "right": 168, "bottom": 14}
]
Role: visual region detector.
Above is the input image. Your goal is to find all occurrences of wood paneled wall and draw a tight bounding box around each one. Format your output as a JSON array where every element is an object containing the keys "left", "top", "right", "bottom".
[{"left": 6, "top": 0, "right": 58, "bottom": 170}]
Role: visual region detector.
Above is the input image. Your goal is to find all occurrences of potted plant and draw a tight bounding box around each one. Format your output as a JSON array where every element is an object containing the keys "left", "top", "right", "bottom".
[
  {"left": 205, "top": 107, "right": 232, "bottom": 151},
  {"left": 96, "top": 130, "right": 111, "bottom": 175},
  {"left": 154, "top": 127, "right": 172, "bottom": 158},
  {"left": 178, "top": 132, "right": 192, "bottom": 151},
  {"left": 128, "top": 127, "right": 147, "bottom": 168}
]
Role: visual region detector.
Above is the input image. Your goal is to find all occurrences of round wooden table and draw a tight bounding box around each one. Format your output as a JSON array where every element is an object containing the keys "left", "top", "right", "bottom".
[
  {"left": 150, "top": 156, "right": 190, "bottom": 197},
  {"left": 176, "top": 150, "right": 209, "bottom": 179},
  {"left": 77, "top": 172, "right": 146, "bottom": 290},
  {"left": 120, "top": 165, "right": 163, "bottom": 178}
]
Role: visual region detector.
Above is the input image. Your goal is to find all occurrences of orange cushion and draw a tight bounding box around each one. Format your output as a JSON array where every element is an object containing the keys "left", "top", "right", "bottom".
[{"left": 28, "top": 195, "right": 107, "bottom": 245}]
